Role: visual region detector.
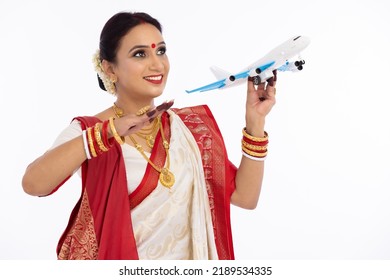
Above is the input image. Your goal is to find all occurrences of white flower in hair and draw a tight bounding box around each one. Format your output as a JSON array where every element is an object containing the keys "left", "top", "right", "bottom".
[{"left": 92, "top": 50, "right": 116, "bottom": 94}]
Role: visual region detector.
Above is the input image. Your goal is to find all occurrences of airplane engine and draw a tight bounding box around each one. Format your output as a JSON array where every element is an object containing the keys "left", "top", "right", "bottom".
[
  {"left": 278, "top": 60, "right": 305, "bottom": 72},
  {"left": 249, "top": 67, "right": 262, "bottom": 77},
  {"left": 225, "top": 75, "right": 236, "bottom": 86}
]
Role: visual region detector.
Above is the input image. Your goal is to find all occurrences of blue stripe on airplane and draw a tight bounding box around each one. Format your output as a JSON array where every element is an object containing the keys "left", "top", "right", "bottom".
[
  {"left": 185, "top": 61, "right": 276, "bottom": 93},
  {"left": 185, "top": 79, "right": 226, "bottom": 93}
]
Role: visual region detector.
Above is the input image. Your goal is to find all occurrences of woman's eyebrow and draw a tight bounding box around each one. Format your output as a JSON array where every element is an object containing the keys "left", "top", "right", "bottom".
[{"left": 128, "top": 41, "right": 165, "bottom": 53}]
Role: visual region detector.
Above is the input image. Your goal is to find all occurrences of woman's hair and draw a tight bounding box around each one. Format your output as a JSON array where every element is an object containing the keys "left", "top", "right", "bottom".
[{"left": 97, "top": 12, "right": 162, "bottom": 91}]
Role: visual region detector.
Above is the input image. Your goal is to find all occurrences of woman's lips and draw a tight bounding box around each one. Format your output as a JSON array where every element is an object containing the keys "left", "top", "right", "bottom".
[{"left": 144, "top": 75, "right": 163, "bottom": 84}]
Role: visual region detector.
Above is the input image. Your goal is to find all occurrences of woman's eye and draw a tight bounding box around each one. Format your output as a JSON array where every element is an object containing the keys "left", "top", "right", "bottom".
[
  {"left": 157, "top": 47, "right": 166, "bottom": 55},
  {"left": 134, "top": 51, "right": 146, "bottom": 57}
]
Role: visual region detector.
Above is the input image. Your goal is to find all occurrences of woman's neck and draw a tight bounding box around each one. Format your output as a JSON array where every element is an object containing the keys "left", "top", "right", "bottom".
[{"left": 114, "top": 96, "right": 155, "bottom": 115}]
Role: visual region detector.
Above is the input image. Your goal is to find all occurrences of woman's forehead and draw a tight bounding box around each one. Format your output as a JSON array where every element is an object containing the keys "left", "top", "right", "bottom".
[{"left": 121, "top": 23, "right": 164, "bottom": 47}]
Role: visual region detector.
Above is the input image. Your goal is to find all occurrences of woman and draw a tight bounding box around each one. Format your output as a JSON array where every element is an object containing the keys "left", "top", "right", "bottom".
[{"left": 22, "top": 11, "right": 276, "bottom": 260}]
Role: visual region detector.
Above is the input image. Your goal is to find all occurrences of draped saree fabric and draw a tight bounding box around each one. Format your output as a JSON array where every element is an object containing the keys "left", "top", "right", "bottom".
[{"left": 52, "top": 105, "right": 237, "bottom": 260}]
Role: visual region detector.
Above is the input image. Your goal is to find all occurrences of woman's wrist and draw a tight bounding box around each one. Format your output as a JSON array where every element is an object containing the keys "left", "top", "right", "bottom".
[
  {"left": 241, "top": 127, "right": 269, "bottom": 161},
  {"left": 245, "top": 118, "right": 266, "bottom": 137}
]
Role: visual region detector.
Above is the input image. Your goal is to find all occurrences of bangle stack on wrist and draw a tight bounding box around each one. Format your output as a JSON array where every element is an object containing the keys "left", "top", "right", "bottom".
[
  {"left": 82, "top": 118, "right": 121, "bottom": 159},
  {"left": 241, "top": 128, "right": 268, "bottom": 161}
]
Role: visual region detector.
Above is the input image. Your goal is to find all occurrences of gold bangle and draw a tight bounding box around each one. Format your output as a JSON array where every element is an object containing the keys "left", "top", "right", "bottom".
[
  {"left": 242, "top": 146, "right": 268, "bottom": 158},
  {"left": 109, "top": 117, "right": 125, "bottom": 145},
  {"left": 241, "top": 139, "right": 268, "bottom": 151},
  {"left": 94, "top": 123, "right": 109, "bottom": 152},
  {"left": 242, "top": 128, "right": 268, "bottom": 142},
  {"left": 87, "top": 127, "right": 98, "bottom": 158}
]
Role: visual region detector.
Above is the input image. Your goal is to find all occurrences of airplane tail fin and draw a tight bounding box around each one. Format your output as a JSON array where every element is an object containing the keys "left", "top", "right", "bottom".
[{"left": 210, "top": 66, "right": 231, "bottom": 80}]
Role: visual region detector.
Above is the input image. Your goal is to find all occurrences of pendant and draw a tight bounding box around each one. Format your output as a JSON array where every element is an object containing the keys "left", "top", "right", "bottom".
[
  {"left": 145, "top": 135, "right": 155, "bottom": 148},
  {"left": 159, "top": 167, "right": 175, "bottom": 188}
]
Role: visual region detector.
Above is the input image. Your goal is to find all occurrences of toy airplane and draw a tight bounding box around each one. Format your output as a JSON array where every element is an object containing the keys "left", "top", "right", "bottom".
[{"left": 185, "top": 35, "right": 310, "bottom": 93}]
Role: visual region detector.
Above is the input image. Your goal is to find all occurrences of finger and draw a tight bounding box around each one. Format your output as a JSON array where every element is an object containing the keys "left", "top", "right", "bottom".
[
  {"left": 273, "top": 69, "right": 277, "bottom": 82},
  {"left": 266, "top": 76, "right": 274, "bottom": 87},
  {"left": 146, "top": 108, "right": 157, "bottom": 118},
  {"left": 257, "top": 80, "right": 276, "bottom": 102},
  {"left": 248, "top": 75, "right": 261, "bottom": 86},
  {"left": 145, "top": 99, "right": 175, "bottom": 121},
  {"left": 265, "top": 83, "right": 276, "bottom": 98},
  {"left": 264, "top": 70, "right": 277, "bottom": 87},
  {"left": 155, "top": 99, "right": 174, "bottom": 112}
]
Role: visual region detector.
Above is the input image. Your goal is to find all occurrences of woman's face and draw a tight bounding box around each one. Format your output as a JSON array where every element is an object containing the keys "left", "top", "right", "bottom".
[{"left": 112, "top": 23, "right": 170, "bottom": 101}]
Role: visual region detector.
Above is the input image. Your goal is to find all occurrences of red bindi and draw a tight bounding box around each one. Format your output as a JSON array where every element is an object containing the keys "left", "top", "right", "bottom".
[{"left": 151, "top": 43, "right": 156, "bottom": 48}]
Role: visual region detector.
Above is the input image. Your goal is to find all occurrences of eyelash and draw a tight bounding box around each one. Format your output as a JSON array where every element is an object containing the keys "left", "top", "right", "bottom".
[
  {"left": 133, "top": 47, "right": 167, "bottom": 58},
  {"left": 157, "top": 47, "right": 167, "bottom": 55}
]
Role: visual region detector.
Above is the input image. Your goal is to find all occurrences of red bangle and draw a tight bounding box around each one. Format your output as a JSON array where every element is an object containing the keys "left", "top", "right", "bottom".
[
  {"left": 101, "top": 120, "right": 114, "bottom": 149},
  {"left": 242, "top": 136, "right": 268, "bottom": 146}
]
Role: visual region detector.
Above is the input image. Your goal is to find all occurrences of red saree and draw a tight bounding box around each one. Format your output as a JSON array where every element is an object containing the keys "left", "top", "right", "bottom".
[{"left": 54, "top": 105, "right": 237, "bottom": 260}]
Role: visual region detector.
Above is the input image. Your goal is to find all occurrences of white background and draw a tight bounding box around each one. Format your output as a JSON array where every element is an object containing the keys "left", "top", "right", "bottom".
[{"left": 1, "top": 0, "right": 389, "bottom": 260}]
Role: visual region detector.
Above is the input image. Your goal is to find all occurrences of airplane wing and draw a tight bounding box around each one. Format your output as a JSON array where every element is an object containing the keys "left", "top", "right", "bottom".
[{"left": 185, "top": 79, "right": 227, "bottom": 93}]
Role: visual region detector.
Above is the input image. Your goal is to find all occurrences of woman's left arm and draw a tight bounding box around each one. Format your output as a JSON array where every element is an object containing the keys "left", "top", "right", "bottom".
[{"left": 231, "top": 72, "right": 276, "bottom": 209}]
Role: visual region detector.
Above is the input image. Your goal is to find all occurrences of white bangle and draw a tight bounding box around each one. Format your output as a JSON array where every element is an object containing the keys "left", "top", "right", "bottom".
[
  {"left": 82, "top": 130, "right": 92, "bottom": 160},
  {"left": 242, "top": 150, "right": 267, "bottom": 161}
]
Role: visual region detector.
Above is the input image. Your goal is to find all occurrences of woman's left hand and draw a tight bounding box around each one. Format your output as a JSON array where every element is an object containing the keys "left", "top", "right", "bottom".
[{"left": 245, "top": 70, "right": 277, "bottom": 136}]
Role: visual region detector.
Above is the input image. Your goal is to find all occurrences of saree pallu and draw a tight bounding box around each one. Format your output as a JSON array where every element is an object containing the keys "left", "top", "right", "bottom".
[{"left": 53, "top": 105, "right": 237, "bottom": 260}]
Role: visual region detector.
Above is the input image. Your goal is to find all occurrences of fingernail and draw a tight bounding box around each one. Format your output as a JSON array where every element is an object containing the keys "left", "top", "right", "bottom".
[
  {"left": 146, "top": 109, "right": 156, "bottom": 117},
  {"left": 267, "top": 77, "right": 274, "bottom": 87}
]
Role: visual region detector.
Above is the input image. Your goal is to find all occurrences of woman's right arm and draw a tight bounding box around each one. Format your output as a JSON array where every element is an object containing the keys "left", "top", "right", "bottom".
[
  {"left": 22, "top": 135, "right": 87, "bottom": 197},
  {"left": 22, "top": 100, "right": 175, "bottom": 197}
]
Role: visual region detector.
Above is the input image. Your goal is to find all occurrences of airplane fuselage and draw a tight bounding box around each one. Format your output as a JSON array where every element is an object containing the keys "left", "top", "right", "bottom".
[{"left": 186, "top": 35, "right": 310, "bottom": 93}]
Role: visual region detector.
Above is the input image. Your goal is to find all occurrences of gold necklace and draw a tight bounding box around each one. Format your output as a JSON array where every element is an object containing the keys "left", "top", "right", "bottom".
[
  {"left": 112, "top": 103, "right": 175, "bottom": 189},
  {"left": 128, "top": 118, "right": 175, "bottom": 188},
  {"left": 112, "top": 102, "right": 124, "bottom": 118},
  {"left": 135, "top": 119, "right": 159, "bottom": 148},
  {"left": 113, "top": 103, "right": 158, "bottom": 148}
]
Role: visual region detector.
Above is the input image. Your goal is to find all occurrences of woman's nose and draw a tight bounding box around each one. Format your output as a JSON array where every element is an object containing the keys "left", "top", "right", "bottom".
[{"left": 149, "top": 54, "right": 165, "bottom": 71}]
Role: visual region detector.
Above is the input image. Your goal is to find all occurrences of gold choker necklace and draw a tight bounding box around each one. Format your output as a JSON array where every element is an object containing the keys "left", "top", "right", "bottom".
[{"left": 112, "top": 103, "right": 175, "bottom": 189}]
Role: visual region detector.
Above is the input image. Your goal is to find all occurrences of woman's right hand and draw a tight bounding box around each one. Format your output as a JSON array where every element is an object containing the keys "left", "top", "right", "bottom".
[{"left": 112, "top": 99, "right": 174, "bottom": 137}]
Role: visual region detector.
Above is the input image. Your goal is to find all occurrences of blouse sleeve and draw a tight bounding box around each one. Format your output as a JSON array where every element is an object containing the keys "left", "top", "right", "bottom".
[
  {"left": 50, "top": 120, "right": 83, "bottom": 180},
  {"left": 41, "top": 120, "right": 85, "bottom": 196},
  {"left": 50, "top": 120, "right": 82, "bottom": 150}
]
